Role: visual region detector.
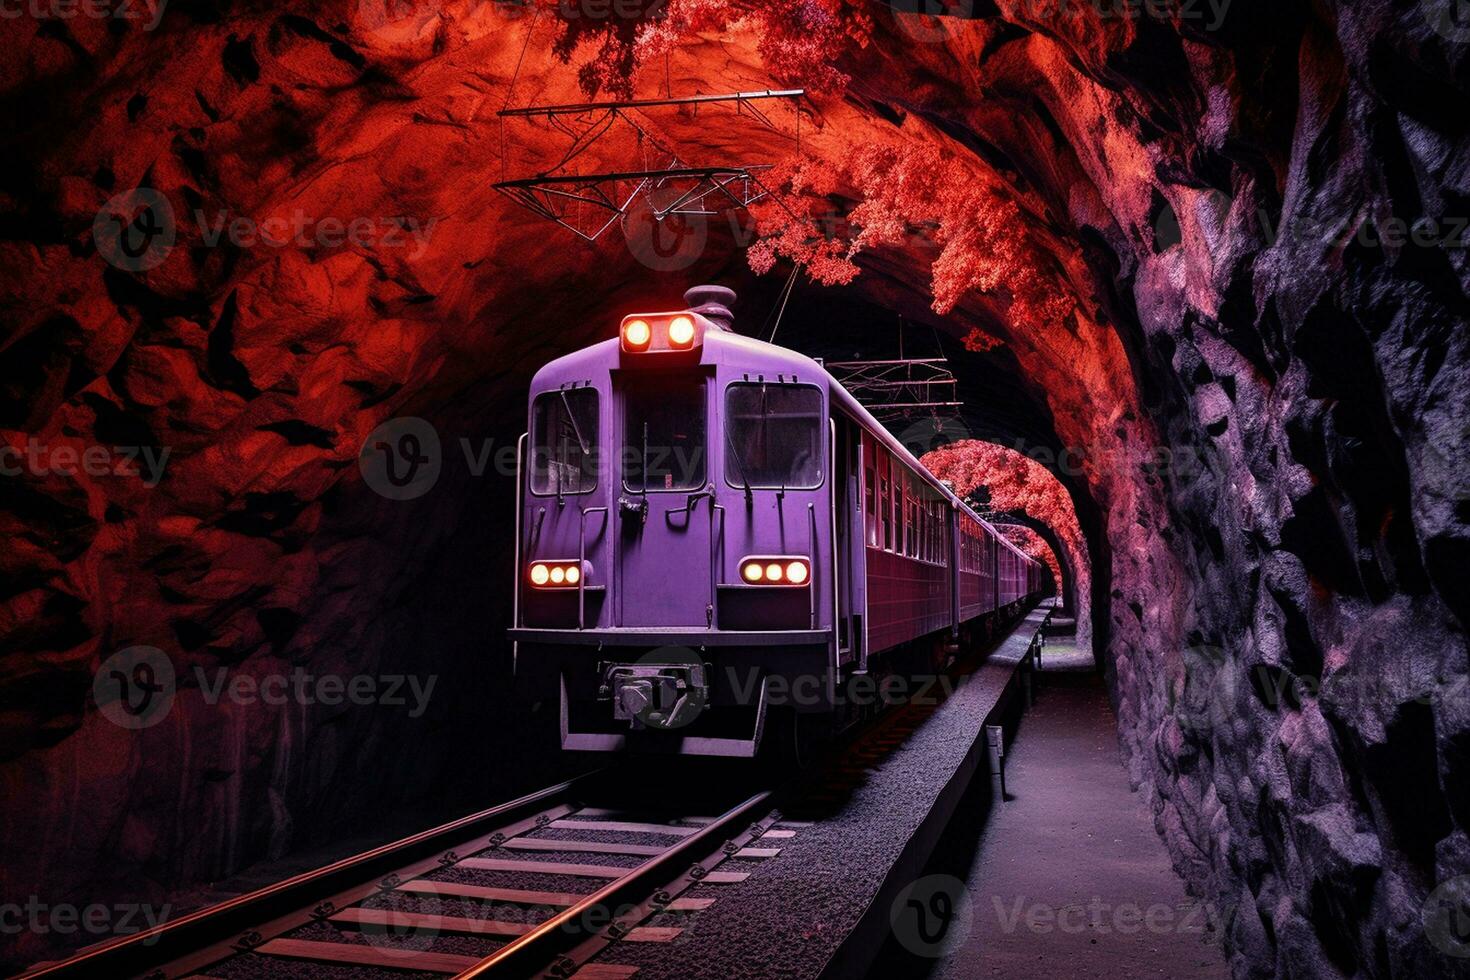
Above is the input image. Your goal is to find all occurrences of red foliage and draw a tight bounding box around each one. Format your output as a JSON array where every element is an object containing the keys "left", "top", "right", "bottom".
[
  {"left": 962, "top": 327, "right": 1005, "bottom": 353},
  {"left": 921, "top": 439, "right": 1088, "bottom": 619},
  {"left": 748, "top": 141, "right": 1075, "bottom": 326},
  {"left": 544, "top": 0, "right": 867, "bottom": 99}
]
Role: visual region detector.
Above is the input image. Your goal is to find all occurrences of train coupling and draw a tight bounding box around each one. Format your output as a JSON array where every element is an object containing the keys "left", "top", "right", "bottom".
[{"left": 599, "top": 662, "right": 709, "bottom": 730}]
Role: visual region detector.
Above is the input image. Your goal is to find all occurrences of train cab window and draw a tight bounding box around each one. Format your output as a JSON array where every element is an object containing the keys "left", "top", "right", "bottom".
[
  {"left": 531, "top": 387, "right": 599, "bottom": 495},
  {"left": 623, "top": 378, "right": 706, "bottom": 492},
  {"left": 724, "top": 383, "right": 823, "bottom": 490}
]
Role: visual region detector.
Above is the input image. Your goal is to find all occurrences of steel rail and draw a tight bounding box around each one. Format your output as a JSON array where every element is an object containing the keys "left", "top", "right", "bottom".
[
  {"left": 454, "top": 789, "right": 776, "bottom": 979},
  {"left": 18, "top": 775, "right": 598, "bottom": 980}
]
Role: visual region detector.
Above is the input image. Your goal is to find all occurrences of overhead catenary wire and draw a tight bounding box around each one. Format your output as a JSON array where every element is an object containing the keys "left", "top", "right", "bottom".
[
  {"left": 499, "top": 4, "right": 542, "bottom": 184},
  {"left": 763, "top": 261, "right": 802, "bottom": 345}
]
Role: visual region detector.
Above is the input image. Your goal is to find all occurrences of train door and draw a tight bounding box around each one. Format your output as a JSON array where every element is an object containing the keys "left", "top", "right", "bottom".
[
  {"left": 615, "top": 373, "right": 713, "bottom": 627},
  {"left": 834, "top": 417, "right": 860, "bottom": 665}
]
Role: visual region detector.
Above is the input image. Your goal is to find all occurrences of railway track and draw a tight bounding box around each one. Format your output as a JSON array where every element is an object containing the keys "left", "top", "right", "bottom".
[
  {"left": 22, "top": 608, "right": 1046, "bottom": 980},
  {"left": 20, "top": 771, "right": 792, "bottom": 980}
]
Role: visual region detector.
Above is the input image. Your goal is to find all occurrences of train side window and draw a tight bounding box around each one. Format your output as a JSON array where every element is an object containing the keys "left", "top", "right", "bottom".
[
  {"left": 531, "top": 387, "right": 599, "bottom": 496},
  {"left": 930, "top": 501, "right": 938, "bottom": 563},
  {"left": 864, "top": 464, "right": 877, "bottom": 547},
  {"left": 623, "top": 377, "right": 706, "bottom": 492},
  {"left": 916, "top": 498, "right": 924, "bottom": 562},
  {"left": 896, "top": 476, "right": 907, "bottom": 555},
  {"left": 928, "top": 501, "right": 937, "bottom": 563},
  {"left": 935, "top": 505, "right": 943, "bottom": 563},
  {"left": 879, "top": 461, "right": 892, "bottom": 551},
  {"left": 919, "top": 498, "right": 928, "bottom": 562},
  {"left": 882, "top": 475, "right": 893, "bottom": 550},
  {"left": 899, "top": 482, "right": 908, "bottom": 556}
]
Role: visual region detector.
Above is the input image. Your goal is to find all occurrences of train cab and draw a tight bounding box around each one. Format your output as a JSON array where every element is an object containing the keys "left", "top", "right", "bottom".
[{"left": 511, "top": 286, "right": 840, "bottom": 755}]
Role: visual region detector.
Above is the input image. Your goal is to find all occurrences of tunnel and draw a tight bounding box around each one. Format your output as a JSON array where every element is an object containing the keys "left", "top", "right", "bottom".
[{"left": 1, "top": 1, "right": 1468, "bottom": 978}]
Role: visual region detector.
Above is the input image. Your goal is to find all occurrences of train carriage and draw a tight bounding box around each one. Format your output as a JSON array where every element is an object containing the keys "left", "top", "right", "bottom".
[{"left": 510, "top": 286, "right": 1047, "bottom": 756}]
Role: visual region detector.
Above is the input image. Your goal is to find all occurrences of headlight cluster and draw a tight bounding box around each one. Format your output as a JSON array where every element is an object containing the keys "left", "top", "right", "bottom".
[
  {"left": 528, "top": 561, "right": 585, "bottom": 588},
  {"left": 739, "top": 556, "right": 810, "bottom": 586}
]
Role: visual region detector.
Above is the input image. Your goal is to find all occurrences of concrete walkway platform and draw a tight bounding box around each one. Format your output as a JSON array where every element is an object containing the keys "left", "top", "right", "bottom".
[{"left": 919, "top": 636, "right": 1231, "bottom": 980}]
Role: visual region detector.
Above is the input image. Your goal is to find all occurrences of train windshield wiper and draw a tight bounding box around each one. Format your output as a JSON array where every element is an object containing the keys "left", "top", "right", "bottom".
[
  {"left": 725, "top": 402, "right": 753, "bottom": 505},
  {"left": 559, "top": 389, "right": 590, "bottom": 457}
]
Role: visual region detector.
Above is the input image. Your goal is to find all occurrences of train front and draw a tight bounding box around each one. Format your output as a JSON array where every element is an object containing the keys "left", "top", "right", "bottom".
[{"left": 510, "top": 286, "right": 837, "bottom": 756}]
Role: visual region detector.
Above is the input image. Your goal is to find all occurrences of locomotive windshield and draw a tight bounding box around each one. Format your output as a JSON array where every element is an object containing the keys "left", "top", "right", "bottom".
[
  {"left": 530, "top": 387, "right": 599, "bottom": 495},
  {"left": 622, "top": 378, "right": 707, "bottom": 492},
  {"left": 724, "top": 383, "right": 823, "bottom": 490}
]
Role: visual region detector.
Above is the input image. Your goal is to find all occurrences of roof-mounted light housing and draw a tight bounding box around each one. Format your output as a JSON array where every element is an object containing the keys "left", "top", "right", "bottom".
[{"left": 619, "top": 311, "right": 714, "bottom": 355}]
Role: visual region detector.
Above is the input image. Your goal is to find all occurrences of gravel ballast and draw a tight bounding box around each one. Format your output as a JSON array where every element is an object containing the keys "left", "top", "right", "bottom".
[{"left": 592, "top": 607, "right": 1050, "bottom": 980}]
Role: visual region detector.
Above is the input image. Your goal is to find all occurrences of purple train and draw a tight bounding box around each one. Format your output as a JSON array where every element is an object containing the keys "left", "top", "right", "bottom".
[{"left": 510, "top": 286, "right": 1047, "bottom": 756}]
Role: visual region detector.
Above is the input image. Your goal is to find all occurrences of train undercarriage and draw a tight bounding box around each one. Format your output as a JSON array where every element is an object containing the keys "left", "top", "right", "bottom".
[{"left": 517, "top": 597, "right": 1039, "bottom": 760}]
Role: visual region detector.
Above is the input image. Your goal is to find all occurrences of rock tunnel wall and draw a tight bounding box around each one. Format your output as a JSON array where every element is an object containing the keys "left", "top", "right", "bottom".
[{"left": 1, "top": 1, "right": 1468, "bottom": 976}]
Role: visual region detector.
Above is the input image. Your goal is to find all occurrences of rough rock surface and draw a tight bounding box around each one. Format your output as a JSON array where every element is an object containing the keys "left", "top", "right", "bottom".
[{"left": 1, "top": 1, "right": 1468, "bottom": 977}]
